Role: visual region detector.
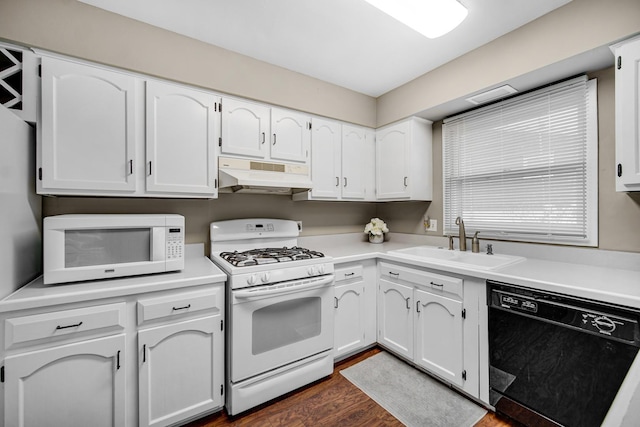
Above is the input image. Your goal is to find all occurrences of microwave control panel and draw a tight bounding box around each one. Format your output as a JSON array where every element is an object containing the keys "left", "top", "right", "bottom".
[{"left": 166, "top": 227, "right": 184, "bottom": 260}]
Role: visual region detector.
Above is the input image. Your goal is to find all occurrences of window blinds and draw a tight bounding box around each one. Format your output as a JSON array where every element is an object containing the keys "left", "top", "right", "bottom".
[{"left": 443, "top": 76, "right": 598, "bottom": 246}]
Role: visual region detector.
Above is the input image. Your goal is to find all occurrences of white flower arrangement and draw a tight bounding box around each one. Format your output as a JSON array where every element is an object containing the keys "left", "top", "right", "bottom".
[{"left": 364, "top": 217, "right": 389, "bottom": 236}]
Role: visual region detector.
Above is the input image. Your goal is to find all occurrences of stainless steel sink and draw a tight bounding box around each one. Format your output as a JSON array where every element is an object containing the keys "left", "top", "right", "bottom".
[{"left": 390, "top": 246, "right": 525, "bottom": 270}]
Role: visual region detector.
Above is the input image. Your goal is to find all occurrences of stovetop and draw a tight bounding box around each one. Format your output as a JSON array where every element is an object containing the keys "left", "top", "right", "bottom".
[{"left": 219, "top": 246, "right": 325, "bottom": 267}]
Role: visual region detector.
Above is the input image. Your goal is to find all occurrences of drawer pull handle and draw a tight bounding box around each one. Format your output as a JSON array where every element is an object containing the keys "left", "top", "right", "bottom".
[
  {"left": 430, "top": 281, "right": 443, "bottom": 288},
  {"left": 345, "top": 272, "right": 355, "bottom": 277},
  {"left": 389, "top": 271, "right": 399, "bottom": 276},
  {"left": 405, "top": 297, "right": 410, "bottom": 310},
  {"left": 117, "top": 350, "right": 121, "bottom": 370},
  {"left": 172, "top": 304, "right": 191, "bottom": 311},
  {"left": 334, "top": 297, "right": 339, "bottom": 309},
  {"left": 56, "top": 321, "right": 83, "bottom": 330},
  {"left": 416, "top": 300, "right": 421, "bottom": 313}
]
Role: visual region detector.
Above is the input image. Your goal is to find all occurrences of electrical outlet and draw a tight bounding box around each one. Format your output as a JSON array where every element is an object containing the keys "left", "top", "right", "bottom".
[
  {"left": 425, "top": 219, "right": 437, "bottom": 232},
  {"left": 296, "top": 221, "right": 302, "bottom": 231}
]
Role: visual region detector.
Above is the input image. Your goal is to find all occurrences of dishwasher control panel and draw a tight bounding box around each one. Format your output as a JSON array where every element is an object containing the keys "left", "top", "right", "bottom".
[{"left": 489, "top": 281, "right": 640, "bottom": 347}]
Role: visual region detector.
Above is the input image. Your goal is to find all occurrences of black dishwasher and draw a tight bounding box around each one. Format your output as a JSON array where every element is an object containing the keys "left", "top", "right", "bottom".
[{"left": 488, "top": 281, "right": 640, "bottom": 427}]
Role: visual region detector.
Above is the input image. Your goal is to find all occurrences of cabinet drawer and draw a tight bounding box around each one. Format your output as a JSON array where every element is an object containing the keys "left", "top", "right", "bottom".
[
  {"left": 416, "top": 271, "right": 463, "bottom": 300},
  {"left": 5, "top": 302, "right": 126, "bottom": 350},
  {"left": 379, "top": 262, "right": 462, "bottom": 299},
  {"left": 137, "top": 287, "right": 222, "bottom": 325},
  {"left": 335, "top": 265, "right": 363, "bottom": 282}
]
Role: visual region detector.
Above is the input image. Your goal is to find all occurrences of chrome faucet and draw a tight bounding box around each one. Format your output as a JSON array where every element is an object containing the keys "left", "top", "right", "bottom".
[{"left": 455, "top": 217, "right": 466, "bottom": 251}]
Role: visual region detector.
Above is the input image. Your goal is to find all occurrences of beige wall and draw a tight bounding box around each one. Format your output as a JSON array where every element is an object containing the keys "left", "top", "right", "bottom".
[
  {"left": 7, "top": 0, "right": 640, "bottom": 253},
  {"left": 377, "top": 0, "right": 640, "bottom": 126},
  {"left": 0, "top": 0, "right": 376, "bottom": 127},
  {"left": 593, "top": 67, "right": 640, "bottom": 252},
  {"left": 381, "top": 67, "right": 640, "bottom": 253},
  {"left": 43, "top": 195, "right": 378, "bottom": 255}
]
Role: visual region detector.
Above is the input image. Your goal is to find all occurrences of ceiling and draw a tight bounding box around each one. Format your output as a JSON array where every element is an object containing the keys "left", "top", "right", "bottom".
[{"left": 79, "top": 0, "right": 575, "bottom": 98}]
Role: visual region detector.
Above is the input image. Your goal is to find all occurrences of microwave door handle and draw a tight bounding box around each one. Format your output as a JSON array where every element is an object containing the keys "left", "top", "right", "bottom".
[{"left": 234, "top": 274, "right": 334, "bottom": 299}]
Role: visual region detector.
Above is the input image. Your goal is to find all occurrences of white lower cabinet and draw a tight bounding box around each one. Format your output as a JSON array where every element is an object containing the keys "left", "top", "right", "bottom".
[
  {"left": 333, "top": 260, "right": 377, "bottom": 360},
  {"left": 137, "top": 286, "right": 224, "bottom": 427},
  {"left": 414, "top": 288, "right": 464, "bottom": 387},
  {"left": 4, "top": 334, "right": 126, "bottom": 427},
  {"left": 377, "top": 278, "right": 414, "bottom": 359},
  {"left": 0, "top": 283, "right": 225, "bottom": 427},
  {"left": 138, "top": 316, "right": 223, "bottom": 427},
  {"left": 377, "top": 262, "right": 479, "bottom": 397}
]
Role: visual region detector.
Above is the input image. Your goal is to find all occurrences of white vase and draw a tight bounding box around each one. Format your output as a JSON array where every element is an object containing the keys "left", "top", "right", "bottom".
[{"left": 369, "top": 234, "right": 384, "bottom": 244}]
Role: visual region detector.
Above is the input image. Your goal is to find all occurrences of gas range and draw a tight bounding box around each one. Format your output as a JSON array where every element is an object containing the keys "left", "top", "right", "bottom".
[
  {"left": 209, "top": 219, "right": 334, "bottom": 289},
  {"left": 210, "top": 246, "right": 334, "bottom": 290},
  {"left": 208, "top": 218, "right": 336, "bottom": 415}
]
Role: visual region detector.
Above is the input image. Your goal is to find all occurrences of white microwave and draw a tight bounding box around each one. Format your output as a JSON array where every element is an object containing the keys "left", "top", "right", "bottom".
[{"left": 43, "top": 214, "right": 185, "bottom": 285}]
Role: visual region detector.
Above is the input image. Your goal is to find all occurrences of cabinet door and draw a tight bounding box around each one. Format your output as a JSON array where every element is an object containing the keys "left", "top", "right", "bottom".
[
  {"left": 145, "top": 80, "right": 219, "bottom": 196},
  {"left": 414, "top": 288, "right": 464, "bottom": 387},
  {"left": 271, "top": 108, "right": 310, "bottom": 164},
  {"left": 363, "top": 128, "right": 377, "bottom": 201},
  {"left": 342, "top": 125, "right": 367, "bottom": 200},
  {"left": 376, "top": 121, "right": 410, "bottom": 199},
  {"left": 334, "top": 281, "right": 366, "bottom": 359},
  {"left": 614, "top": 37, "right": 640, "bottom": 190},
  {"left": 138, "top": 315, "right": 223, "bottom": 427},
  {"left": 4, "top": 334, "right": 126, "bottom": 427},
  {"left": 220, "top": 98, "right": 269, "bottom": 159},
  {"left": 310, "top": 118, "right": 341, "bottom": 199},
  {"left": 377, "top": 278, "right": 413, "bottom": 359},
  {"left": 40, "top": 56, "right": 137, "bottom": 192}
]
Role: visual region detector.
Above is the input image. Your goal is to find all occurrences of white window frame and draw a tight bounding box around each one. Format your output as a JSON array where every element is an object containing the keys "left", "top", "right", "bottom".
[{"left": 442, "top": 76, "right": 598, "bottom": 246}]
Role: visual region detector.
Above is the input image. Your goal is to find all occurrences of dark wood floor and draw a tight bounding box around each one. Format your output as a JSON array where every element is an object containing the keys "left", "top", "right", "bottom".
[{"left": 186, "top": 347, "right": 517, "bottom": 427}]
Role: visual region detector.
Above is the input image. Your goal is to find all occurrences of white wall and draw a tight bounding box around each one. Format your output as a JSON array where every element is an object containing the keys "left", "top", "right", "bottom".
[{"left": 0, "top": 106, "right": 41, "bottom": 297}]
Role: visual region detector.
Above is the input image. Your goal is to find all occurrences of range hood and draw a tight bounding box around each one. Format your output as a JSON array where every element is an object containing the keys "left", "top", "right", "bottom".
[{"left": 218, "top": 157, "right": 312, "bottom": 195}]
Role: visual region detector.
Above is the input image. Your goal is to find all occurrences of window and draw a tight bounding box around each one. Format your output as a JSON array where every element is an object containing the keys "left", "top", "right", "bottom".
[{"left": 443, "top": 76, "right": 598, "bottom": 246}]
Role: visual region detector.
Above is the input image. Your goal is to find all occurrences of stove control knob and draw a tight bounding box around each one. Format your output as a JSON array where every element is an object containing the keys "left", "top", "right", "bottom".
[
  {"left": 247, "top": 274, "right": 258, "bottom": 285},
  {"left": 261, "top": 272, "right": 271, "bottom": 283},
  {"left": 318, "top": 264, "right": 326, "bottom": 274},
  {"left": 307, "top": 266, "right": 318, "bottom": 276}
]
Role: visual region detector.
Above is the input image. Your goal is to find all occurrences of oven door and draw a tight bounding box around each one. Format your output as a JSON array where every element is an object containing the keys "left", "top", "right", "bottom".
[{"left": 230, "top": 274, "right": 334, "bottom": 383}]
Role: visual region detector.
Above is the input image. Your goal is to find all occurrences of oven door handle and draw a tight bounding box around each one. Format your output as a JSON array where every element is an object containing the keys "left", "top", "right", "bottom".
[{"left": 234, "top": 274, "right": 335, "bottom": 299}]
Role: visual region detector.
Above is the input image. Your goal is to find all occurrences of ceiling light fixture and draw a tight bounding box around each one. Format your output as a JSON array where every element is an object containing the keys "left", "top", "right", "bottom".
[{"left": 365, "top": 0, "right": 468, "bottom": 39}]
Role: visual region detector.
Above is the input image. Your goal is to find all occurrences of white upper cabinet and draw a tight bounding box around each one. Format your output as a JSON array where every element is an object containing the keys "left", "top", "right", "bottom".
[
  {"left": 39, "top": 55, "right": 138, "bottom": 193},
  {"left": 342, "top": 124, "right": 372, "bottom": 200},
  {"left": 271, "top": 108, "right": 310, "bottom": 163},
  {"left": 612, "top": 36, "right": 640, "bottom": 191},
  {"left": 309, "top": 117, "right": 342, "bottom": 199},
  {"left": 295, "top": 119, "right": 374, "bottom": 201},
  {"left": 145, "top": 80, "right": 219, "bottom": 197},
  {"left": 221, "top": 98, "right": 310, "bottom": 165},
  {"left": 38, "top": 55, "right": 221, "bottom": 198},
  {"left": 220, "top": 97, "right": 270, "bottom": 159},
  {"left": 375, "top": 117, "right": 432, "bottom": 201}
]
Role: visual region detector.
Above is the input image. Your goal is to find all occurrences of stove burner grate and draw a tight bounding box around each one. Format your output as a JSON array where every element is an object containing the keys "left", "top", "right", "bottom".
[{"left": 219, "top": 246, "right": 325, "bottom": 267}]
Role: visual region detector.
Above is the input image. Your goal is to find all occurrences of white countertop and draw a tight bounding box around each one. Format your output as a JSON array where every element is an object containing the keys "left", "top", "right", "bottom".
[
  {"left": 299, "top": 233, "right": 640, "bottom": 309},
  {"left": 0, "top": 244, "right": 226, "bottom": 313}
]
